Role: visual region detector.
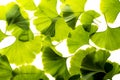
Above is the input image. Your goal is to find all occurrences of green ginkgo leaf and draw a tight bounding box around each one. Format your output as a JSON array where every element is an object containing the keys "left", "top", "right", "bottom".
[
  {"left": 16, "top": 0, "right": 36, "bottom": 10},
  {"left": 0, "top": 36, "right": 42, "bottom": 65},
  {"left": 33, "top": 13, "right": 52, "bottom": 32},
  {"left": 34, "top": 0, "right": 59, "bottom": 37},
  {"left": 91, "top": 27, "right": 120, "bottom": 50},
  {"left": 82, "top": 25, "right": 98, "bottom": 36},
  {"left": 61, "top": 5, "right": 78, "bottom": 29},
  {"left": 18, "top": 29, "right": 34, "bottom": 42},
  {"left": 0, "top": 30, "right": 7, "bottom": 42},
  {"left": 103, "top": 62, "right": 120, "bottom": 80},
  {"left": 67, "top": 25, "right": 89, "bottom": 53},
  {"left": 0, "top": 6, "right": 6, "bottom": 20},
  {"left": 6, "top": 4, "right": 29, "bottom": 30},
  {"left": 38, "top": 0, "right": 58, "bottom": 18},
  {"left": 41, "top": 16, "right": 60, "bottom": 37},
  {"left": 63, "top": 0, "right": 87, "bottom": 15},
  {"left": 69, "top": 49, "right": 89, "bottom": 75},
  {"left": 100, "top": 0, "right": 120, "bottom": 23},
  {"left": 80, "top": 48, "right": 110, "bottom": 80},
  {"left": 42, "top": 47, "right": 70, "bottom": 79},
  {"left": 80, "top": 10, "right": 100, "bottom": 25},
  {"left": 13, "top": 65, "right": 48, "bottom": 80},
  {"left": 54, "top": 18, "right": 72, "bottom": 41},
  {"left": 60, "top": 0, "right": 87, "bottom": 29},
  {"left": 0, "top": 55, "right": 12, "bottom": 80}
]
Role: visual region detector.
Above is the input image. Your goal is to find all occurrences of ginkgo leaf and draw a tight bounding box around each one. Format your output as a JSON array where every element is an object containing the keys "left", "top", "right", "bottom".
[
  {"left": 61, "top": 5, "right": 78, "bottom": 29},
  {"left": 0, "top": 6, "right": 6, "bottom": 20},
  {"left": 33, "top": 13, "right": 52, "bottom": 32},
  {"left": 0, "top": 55, "right": 12, "bottom": 80},
  {"left": 16, "top": 0, "right": 36, "bottom": 10},
  {"left": 0, "top": 36, "right": 42, "bottom": 65},
  {"left": 91, "top": 27, "right": 120, "bottom": 50},
  {"left": 69, "top": 49, "right": 89, "bottom": 75},
  {"left": 41, "top": 16, "right": 59, "bottom": 37},
  {"left": 63, "top": 0, "right": 87, "bottom": 15},
  {"left": 54, "top": 18, "right": 72, "bottom": 41},
  {"left": 42, "top": 47, "right": 70, "bottom": 79},
  {"left": 18, "top": 30, "right": 34, "bottom": 42},
  {"left": 104, "top": 62, "right": 120, "bottom": 80},
  {"left": 60, "top": 0, "right": 87, "bottom": 29},
  {"left": 12, "top": 65, "right": 49, "bottom": 80},
  {"left": 82, "top": 25, "right": 98, "bottom": 36},
  {"left": 0, "top": 30, "right": 7, "bottom": 42},
  {"left": 100, "top": 0, "right": 120, "bottom": 23},
  {"left": 67, "top": 25, "right": 89, "bottom": 53},
  {"left": 34, "top": 2, "right": 60, "bottom": 37},
  {"left": 38, "top": 0, "right": 58, "bottom": 18},
  {"left": 80, "top": 48, "right": 110, "bottom": 80},
  {"left": 80, "top": 10, "right": 100, "bottom": 25},
  {"left": 6, "top": 4, "right": 29, "bottom": 30}
]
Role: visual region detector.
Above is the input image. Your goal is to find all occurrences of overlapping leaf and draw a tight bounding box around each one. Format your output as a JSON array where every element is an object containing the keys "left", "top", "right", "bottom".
[
  {"left": 69, "top": 49, "right": 89, "bottom": 75},
  {"left": 100, "top": 0, "right": 120, "bottom": 23},
  {"left": 91, "top": 27, "right": 120, "bottom": 50},
  {"left": 12, "top": 65, "right": 48, "bottom": 80},
  {"left": 42, "top": 47, "right": 70, "bottom": 79},
  {"left": 0, "top": 6, "right": 6, "bottom": 20},
  {"left": 60, "top": 0, "right": 87, "bottom": 29},
  {"left": 54, "top": 18, "right": 72, "bottom": 41},
  {"left": 6, "top": 3, "right": 29, "bottom": 31},
  {"left": 37, "top": 0, "right": 58, "bottom": 18},
  {"left": 80, "top": 10, "right": 100, "bottom": 25},
  {"left": 67, "top": 25, "right": 89, "bottom": 53},
  {"left": 80, "top": 48, "right": 120, "bottom": 80},
  {"left": 0, "top": 36, "right": 42, "bottom": 65},
  {"left": 34, "top": 0, "right": 60, "bottom": 37},
  {"left": 16, "top": 0, "right": 36, "bottom": 10},
  {"left": 0, "top": 55, "right": 12, "bottom": 80}
]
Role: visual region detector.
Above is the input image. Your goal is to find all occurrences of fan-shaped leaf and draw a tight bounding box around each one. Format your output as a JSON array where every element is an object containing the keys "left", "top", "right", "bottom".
[
  {"left": 91, "top": 27, "right": 120, "bottom": 50},
  {"left": 67, "top": 25, "right": 89, "bottom": 53},
  {"left": 100, "top": 0, "right": 120, "bottom": 23},
  {"left": 13, "top": 65, "right": 48, "bottom": 80},
  {"left": 0, "top": 55, "right": 12, "bottom": 80},
  {"left": 0, "top": 36, "right": 41, "bottom": 65},
  {"left": 42, "top": 47, "right": 70, "bottom": 79},
  {"left": 16, "top": 0, "right": 36, "bottom": 10}
]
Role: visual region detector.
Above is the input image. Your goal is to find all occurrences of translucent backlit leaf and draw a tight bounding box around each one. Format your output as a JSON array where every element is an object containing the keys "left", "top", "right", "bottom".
[
  {"left": 42, "top": 47, "right": 70, "bottom": 79},
  {"left": 91, "top": 27, "right": 120, "bottom": 50},
  {"left": 33, "top": 13, "right": 52, "bottom": 32},
  {"left": 16, "top": 0, "right": 36, "bottom": 10},
  {"left": 64, "top": 0, "right": 87, "bottom": 14},
  {"left": 38, "top": 0, "right": 58, "bottom": 18},
  {"left": 0, "top": 6, "right": 6, "bottom": 20},
  {"left": 100, "top": 0, "right": 120, "bottom": 23},
  {"left": 80, "top": 48, "right": 110, "bottom": 80},
  {"left": 0, "top": 36, "right": 42, "bottom": 65},
  {"left": 104, "top": 62, "right": 120, "bottom": 80},
  {"left": 69, "top": 49, "right": 89, "bottom": 75},
  {"left": 61, "top": 5, "right": 78, "bottom": 29},
  {"left": 80, "top": 10, "right": 100, "bottom": 25},
  {"left": 54, "top": 18, "right": 72, "bottom": 41},
  {"left": 82, "top": 25, "right": 98, "bottom": 36},
  {"left": 12, "top": 65, "right": 49, "bottom": 80},
  {"left": 6, "top": 4, "right": 29, "bottom": 30},
  {"left": 67, "top": 25, "right": 89, "bottom": 53},
  {"left": 0, "top": 55, "right": 12, "bottom": 80}
]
